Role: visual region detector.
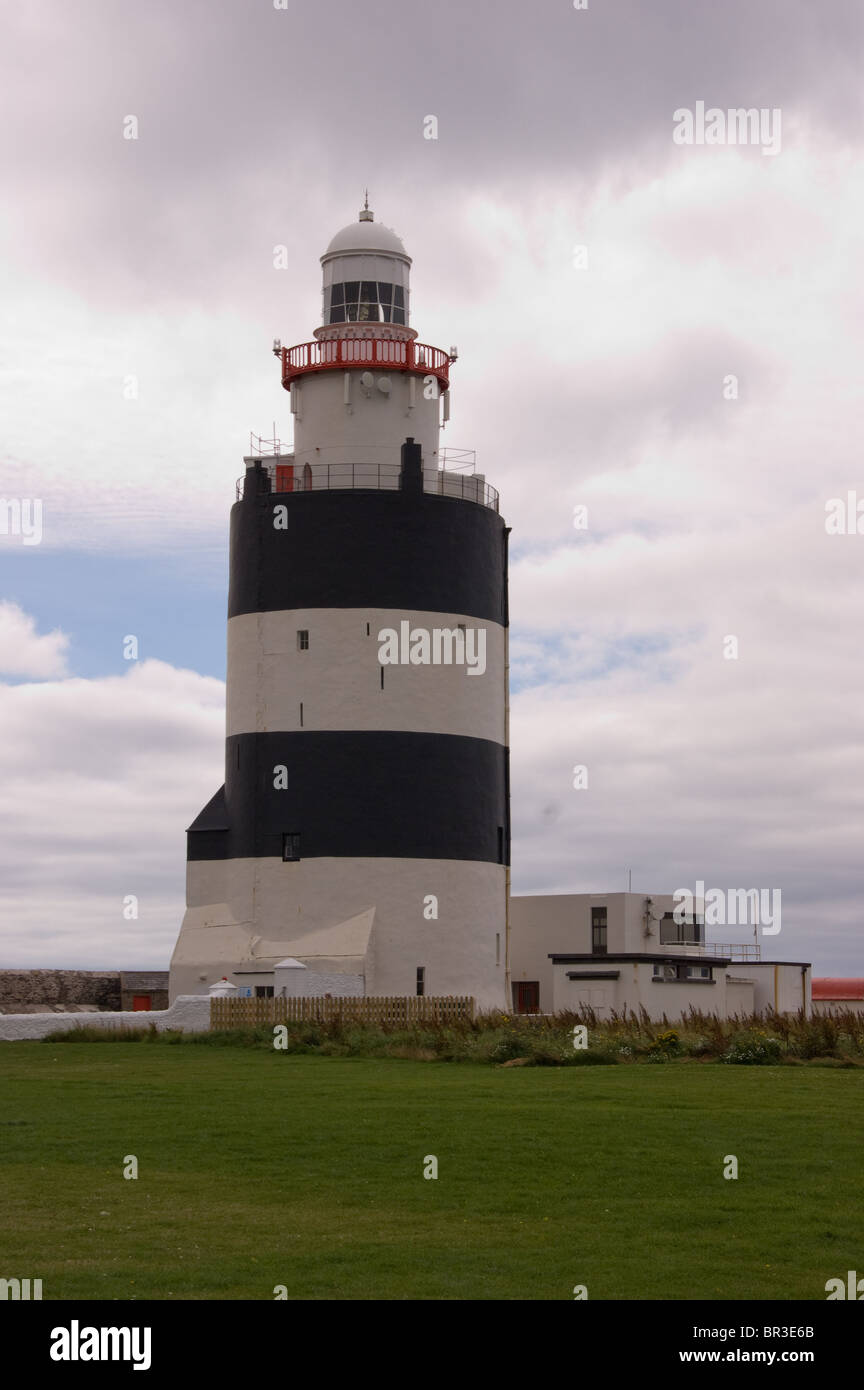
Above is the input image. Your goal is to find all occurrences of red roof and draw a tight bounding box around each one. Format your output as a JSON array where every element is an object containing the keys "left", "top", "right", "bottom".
[{"left": 812, "top": 978, "right": 864, "bottom": 1001}]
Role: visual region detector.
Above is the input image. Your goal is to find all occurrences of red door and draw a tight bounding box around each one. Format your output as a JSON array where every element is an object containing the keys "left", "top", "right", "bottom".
[{"left": 132, "top": 995, "right": 151, "bottom": 1011}]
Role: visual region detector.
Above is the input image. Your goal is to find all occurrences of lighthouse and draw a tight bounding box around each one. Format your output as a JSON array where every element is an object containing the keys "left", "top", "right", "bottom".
[{"left": 170, "top": 203, "right": 510, "bottom": 1010}]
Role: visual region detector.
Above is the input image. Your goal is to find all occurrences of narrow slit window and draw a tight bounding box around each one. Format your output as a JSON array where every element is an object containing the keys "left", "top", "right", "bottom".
[
  {"left": 416, "top": 966, "right": 425, "bottom": 997},
  {"left": 297, "top": 630, "right": 309, "bottom": 651}
]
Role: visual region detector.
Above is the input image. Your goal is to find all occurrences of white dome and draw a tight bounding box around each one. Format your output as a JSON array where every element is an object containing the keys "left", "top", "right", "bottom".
[{"left": 322, "top": 214, "right": 410, "bottom": 261}]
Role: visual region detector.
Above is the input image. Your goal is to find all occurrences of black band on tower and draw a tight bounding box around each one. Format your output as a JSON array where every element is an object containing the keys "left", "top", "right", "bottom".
[
  {"left": 228, "top": 489, "right": 509, "bottom": 625},
  {"left": 187, "top": 730, "right": 510, "bottom": 865}
]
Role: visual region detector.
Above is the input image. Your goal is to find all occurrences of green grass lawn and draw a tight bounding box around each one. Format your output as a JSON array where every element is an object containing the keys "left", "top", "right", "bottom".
[{"left": 1, "top": 1043, "right": 861, "bottom": 1300}]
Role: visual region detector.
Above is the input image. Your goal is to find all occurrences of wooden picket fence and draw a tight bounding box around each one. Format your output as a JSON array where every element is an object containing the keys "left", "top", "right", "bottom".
[{"left": 210, "top": 994, "right": 475, "bottom": 1030}]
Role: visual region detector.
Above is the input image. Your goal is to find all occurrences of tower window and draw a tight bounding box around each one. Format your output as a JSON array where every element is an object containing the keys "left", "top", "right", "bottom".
[
  {"left": 297, "top": 630, "right": 309, "bottom": 651},
  {"left": 591, "top": 906, "right": 607, "bottom": 955},
  {"left": 282, "top": 833, "right": 301, "bottom": 862},
  {"left": 416, "top": 966, "right": 425, "bottom": 997},
  {"left": 328, "top": 281, "right": 405, "bottom": 325},
  {"left": 497, "top": 826, "right": 504, "bottom": 864}
]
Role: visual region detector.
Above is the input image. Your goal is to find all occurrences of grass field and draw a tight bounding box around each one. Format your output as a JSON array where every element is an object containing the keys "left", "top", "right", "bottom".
[{"left": 1, "top": 1042, "right": 861, "bottom": 1300}]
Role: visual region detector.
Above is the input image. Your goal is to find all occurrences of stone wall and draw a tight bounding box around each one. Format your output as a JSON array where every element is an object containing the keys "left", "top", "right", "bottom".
[
  {"left": 119, "top": 972, "right": 170, "bottom": 1012},
  {"left": 0, "top": 970, "right": 170, "bottom": 1014},
  {"left": 0, "top": 970, "right": 121, "bottom": 1012}
]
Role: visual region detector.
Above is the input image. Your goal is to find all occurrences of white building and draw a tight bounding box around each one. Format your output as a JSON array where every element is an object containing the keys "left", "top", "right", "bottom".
[
  {"left": 510, "top": 892, "right": 811, "bottom": 1020},
  {"left": 811, "top": 979, "right": 864, "bottom": 1016}
]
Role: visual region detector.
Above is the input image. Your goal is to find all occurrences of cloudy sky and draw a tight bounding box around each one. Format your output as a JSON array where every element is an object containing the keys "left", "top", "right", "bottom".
[{"left": 1, "top": 0, "right": 862, "bottom": 974}]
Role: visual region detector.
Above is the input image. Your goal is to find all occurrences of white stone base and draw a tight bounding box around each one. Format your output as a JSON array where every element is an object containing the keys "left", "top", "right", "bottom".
[{"left": 0, "top": 995, "right": 210, "bottom": 1042}]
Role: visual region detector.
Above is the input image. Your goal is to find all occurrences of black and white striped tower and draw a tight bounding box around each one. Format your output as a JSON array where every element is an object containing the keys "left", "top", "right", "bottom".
[{"left": 170, "top": 203, "right": 510, "bottom": 1009}]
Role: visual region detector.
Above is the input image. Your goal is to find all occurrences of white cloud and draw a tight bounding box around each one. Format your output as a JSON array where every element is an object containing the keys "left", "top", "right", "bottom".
[
  {"left": 0, "top": 601, "right": 70, "bottom": 678},
  {"left": 0, "top": 657, "right": 224, "bottom": 968}
]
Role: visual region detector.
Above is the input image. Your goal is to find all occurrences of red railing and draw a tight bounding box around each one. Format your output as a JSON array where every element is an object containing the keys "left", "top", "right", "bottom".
[{"left": 279, "top": 337, "right": 452, "bottom": 391}]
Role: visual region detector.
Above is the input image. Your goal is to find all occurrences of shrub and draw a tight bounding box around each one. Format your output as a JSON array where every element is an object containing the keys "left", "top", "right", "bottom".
[
  {"left": 720, "top": 1030, "right": 783, "bottom": 1065},
  {"left": 489, "top": 1034, "right": 532, "bottom": 1064},
  {"left": 648, "top": 1029, "right": 682, "bottom": 1058}
]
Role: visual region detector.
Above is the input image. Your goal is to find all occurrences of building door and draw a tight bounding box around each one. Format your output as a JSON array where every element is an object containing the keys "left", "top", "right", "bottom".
[
  {"left": 513, "top": 981, "right": 539, "bottom": 1014},
  {"left": 132, "top": 995, "right": 151, "bottom": 1011}
]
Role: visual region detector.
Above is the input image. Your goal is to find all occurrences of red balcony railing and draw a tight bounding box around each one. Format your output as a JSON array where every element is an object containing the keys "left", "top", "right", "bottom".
[{"left": 279, "top": 337, "right": 452, "bottom": 391}]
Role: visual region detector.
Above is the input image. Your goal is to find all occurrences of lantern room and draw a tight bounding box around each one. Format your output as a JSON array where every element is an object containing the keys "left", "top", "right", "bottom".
[{"left": 319, "top": 199, "right": 412, "bottom": 331}]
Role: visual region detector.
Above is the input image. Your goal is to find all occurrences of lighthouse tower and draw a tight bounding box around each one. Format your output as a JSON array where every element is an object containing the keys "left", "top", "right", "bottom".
[{"left": 170, "top": 204, "right": 510, "bottom": 1010}]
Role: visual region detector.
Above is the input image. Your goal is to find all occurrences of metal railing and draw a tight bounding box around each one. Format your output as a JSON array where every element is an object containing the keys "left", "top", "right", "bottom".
[
  {"left": 236, "top": 460, "right": 499, "bottom": 511},
  {"left": 668, "top": 943, "right": 763, "bottom": 961},
  {"left": 440, "top": 447, "right": 476, "bottom": 471},
  {"left": 279, "top": 336, "right": 452, "bottom": 391}
]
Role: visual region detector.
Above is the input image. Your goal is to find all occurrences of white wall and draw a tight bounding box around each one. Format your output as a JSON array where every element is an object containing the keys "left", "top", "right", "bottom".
[
  {"left": 173, "top": 855, "right": 508, "bottom": 1011},
  {"left": 276, "top": 970, "right": 364, "bottom": 998},
  {"left": 726, "top": 978, "right": 755, "bottom": 1015},
  {"left": 731, "top": 962, "right": 811, "bottom": 1016},
  {"left": 0, "top": 995, "right": 210, "bottom": 1042},
  {"left": 226, "top": 608, "right": 505, "bottom": 742},
  {"left": 551, "top": 959, "right": 729, "bottom": 1021},
  {"left": 292, "top": 371, "right": 440, "bottom": 474},
  {"left": 812, "top": 998, "right": 864, "bottom": 1016}
]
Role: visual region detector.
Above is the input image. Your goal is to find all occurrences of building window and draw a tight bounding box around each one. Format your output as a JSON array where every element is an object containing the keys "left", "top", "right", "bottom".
[
  {"left": 497, "top": 825, "right": 504, "bottom": 863},
  {"left": 282, "top": 833, "right": 301, "bottom": 862},
  {"left": 255, "top": 986, "right": 274, "bottom": 998},
  {"left": 660, "top": 912, "right": 704, "bottom": 945},
  {"left": 416, "top": 966, "right": 425, "bottom": 997},
  {"left": 592, "top": 906, "right": 607, "bottom": 955},
  {"left": 653, "top": 962, "right": 713, "bottom": 982},
  {"left": 496, "top": 932, "right": 500, "bottom": 967},
  {"left": 654, "top": 961, "right": 680, "bottom": 981},
  {"left": 513, "top": 981, "right": 539, "bottom": 1014},
  {"left": 297, "top": 630, "right": 309, "bottom": 651}
]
